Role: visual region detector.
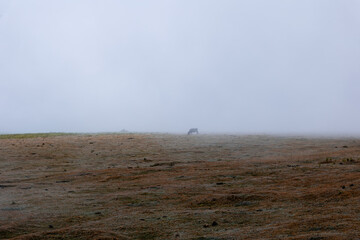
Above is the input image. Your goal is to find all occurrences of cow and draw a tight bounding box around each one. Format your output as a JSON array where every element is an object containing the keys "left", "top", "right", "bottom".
[{"left": 187, "top": 128, "right": 199, "bottom": 135}]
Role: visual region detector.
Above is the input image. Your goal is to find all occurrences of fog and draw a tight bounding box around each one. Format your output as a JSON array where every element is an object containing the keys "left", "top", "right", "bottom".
[{"left": 1, "top": 0, "right": 359, "bottom": 135}]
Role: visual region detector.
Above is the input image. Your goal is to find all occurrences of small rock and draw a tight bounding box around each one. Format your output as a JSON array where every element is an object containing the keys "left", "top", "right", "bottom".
[
  {"left": 342, "top": 186, "right": 346, "bottom": 189},
  {"left": 56, "top": 180, "right": 70, "bottom": 183},
  {"left": 95, "top": 211, "right": 101, "bottom": 215},
  {"left": 235, "top": 201, "right": 252, "bottom": 207},
  {"left": 350, "top": 184, "right": 354, "bottom": 187},
  {"left": 343, "top": 145, "right": 348, "bottom": 148},
  {"left": 49, "top": 225, "right": 54, "bottom": 229},
  {"left": 203, "top": 224, "right": 209, "bottom": 228},
  {"left": 211, "top": 221, "right": 218, "bottom": 226},
  {"left": 216, "top": 182, "right": 224, "bottom": 185}
]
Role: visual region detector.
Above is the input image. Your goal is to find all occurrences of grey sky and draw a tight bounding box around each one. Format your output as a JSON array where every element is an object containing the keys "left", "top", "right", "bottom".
[{"left": 0, "top": 0, "right": 359, "bottom": 134}]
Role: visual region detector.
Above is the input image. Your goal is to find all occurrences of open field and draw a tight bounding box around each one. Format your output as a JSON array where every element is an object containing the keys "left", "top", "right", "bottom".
[{"left": 1, "top": 133, "right": 360, "bottom": 239}]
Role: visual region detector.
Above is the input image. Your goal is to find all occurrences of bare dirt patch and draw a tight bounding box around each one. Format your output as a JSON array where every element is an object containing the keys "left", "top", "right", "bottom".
[{"left": 1, "top": 134, "right": 360, "bottom": 239}]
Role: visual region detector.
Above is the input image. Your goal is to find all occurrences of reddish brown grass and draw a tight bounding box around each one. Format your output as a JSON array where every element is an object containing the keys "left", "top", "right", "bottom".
[{"left": 1, "top": 134, "right": 360, "bottom": 239}]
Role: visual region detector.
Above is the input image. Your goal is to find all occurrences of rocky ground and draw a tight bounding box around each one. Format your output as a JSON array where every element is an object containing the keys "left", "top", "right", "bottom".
[{"left": 1, "top": 133, "right": 360, "bottom": 239}]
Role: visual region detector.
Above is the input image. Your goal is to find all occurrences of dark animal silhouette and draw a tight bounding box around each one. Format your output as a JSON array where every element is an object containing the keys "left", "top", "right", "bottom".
[{"left": 187, "top": 128, "right": 199, "bottom": 135}]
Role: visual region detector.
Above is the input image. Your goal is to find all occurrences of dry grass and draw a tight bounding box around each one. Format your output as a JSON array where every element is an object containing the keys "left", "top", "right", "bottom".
[{"left": 1, "top": 134, "right": 360, "bottom": 239}]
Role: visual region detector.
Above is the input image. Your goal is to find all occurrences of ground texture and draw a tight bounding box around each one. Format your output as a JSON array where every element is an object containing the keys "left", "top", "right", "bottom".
[{"left": 1, "top": 134, "right": 360, "bottom": 239}]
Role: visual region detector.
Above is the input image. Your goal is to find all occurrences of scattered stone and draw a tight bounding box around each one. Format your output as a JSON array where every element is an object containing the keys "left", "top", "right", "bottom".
[
  {"left": 343, "top": 145, "right": 348, "bottom": 148},
  {"left": 216, "top": 182, "right": 224, "bottom": 185},
  {"left": 95, "top": 211, "right": 102, "bottom": 215},
  {"left": 49, "top": 225, "right": 54, "bottom": 229},
  {"left": 342, "top": 186, "right": 346, "bottom": 189},
  {"left": 0, "top": 185, "right": 16, "bottom": 189},
  {"left": 350, "top": 184, "right": 354, "bottom": 187},
  {"left": 235, "top": 201, "right": 252, "bottom": 207},
  {"left": 308, "top": 237, "right": 325, "bottom": 240},
  {"left": 211, "top": 221, "right": 218, "bottom": 226},
  {"left": 203, "top": 224, "right": 209, "bottom": 228},
  {"left": 256, "top": 209, "right": 263, "bottom": 212},
  {"left": 194, "top": 238, "right": 226, "bottom": 240},
  {"left": 1, "top": 207, "right": 24, "bottom": 211},
  {"left": 287, "top": 164, "right": 299, "bottom": 167},
  {"left": 91, "top": 150, "right": 95, "bottom": 153},
  {"left": 89, "top": 142, "right": 94, "bottom": 144}
]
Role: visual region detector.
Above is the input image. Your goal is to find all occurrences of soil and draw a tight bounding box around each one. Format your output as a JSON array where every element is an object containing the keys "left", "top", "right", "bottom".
[{"left": 1, "top": 134, "right": 360, "bottom": 239}]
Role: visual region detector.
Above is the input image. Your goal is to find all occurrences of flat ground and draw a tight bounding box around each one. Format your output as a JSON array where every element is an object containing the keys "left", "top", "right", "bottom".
[{"left": 1, "top": 134, "right": 360, "bottom": 240}]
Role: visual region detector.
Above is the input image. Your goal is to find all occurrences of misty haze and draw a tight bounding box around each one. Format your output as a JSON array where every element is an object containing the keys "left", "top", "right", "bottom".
[
  {"left": 0, "top": 0, "right": 359, "bottom": 134},
  {"left": 1, "top": 1, "right": 360, "bottom": 239}
]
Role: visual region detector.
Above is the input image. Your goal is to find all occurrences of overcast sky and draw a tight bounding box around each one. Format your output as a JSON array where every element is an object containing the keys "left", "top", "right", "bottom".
[{"left": 0, "top": 1, "right": 359, "bottom": 134}]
